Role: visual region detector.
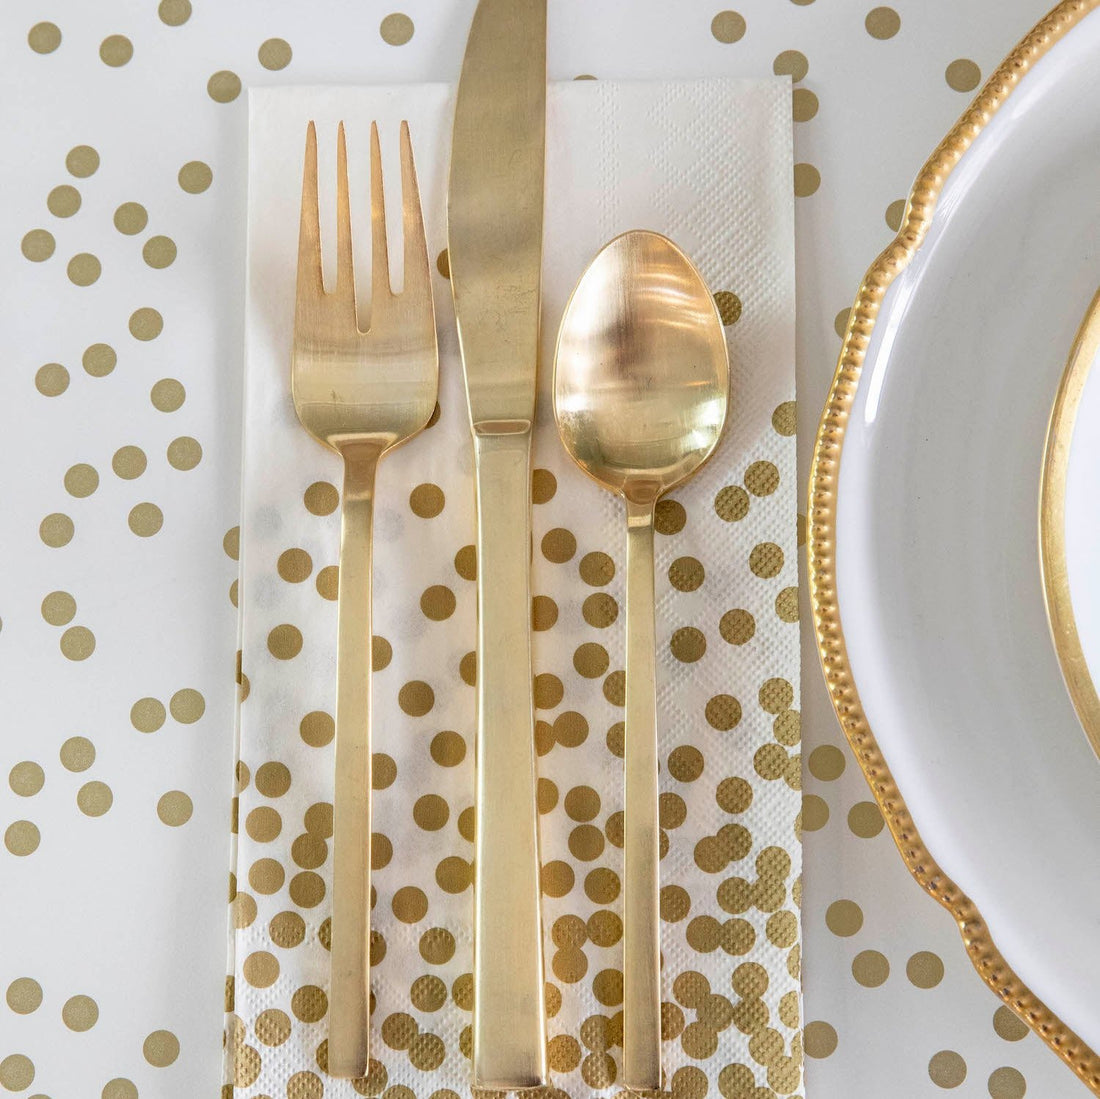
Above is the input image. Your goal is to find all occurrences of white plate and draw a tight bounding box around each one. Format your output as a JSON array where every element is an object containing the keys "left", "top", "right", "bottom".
[{"left": 812, "top": 0, "right": 1100, "bottom": 1084}]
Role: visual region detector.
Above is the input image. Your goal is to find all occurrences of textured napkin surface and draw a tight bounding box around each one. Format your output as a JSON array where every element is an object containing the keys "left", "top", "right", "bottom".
[{"left": 234, "top": 79, "right": 798, "bottom": 1097}]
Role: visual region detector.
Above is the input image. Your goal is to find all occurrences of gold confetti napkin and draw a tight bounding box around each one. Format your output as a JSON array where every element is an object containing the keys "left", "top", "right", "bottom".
[{"left": 232, "top": 79, "right": 798, "bottom": 1097}]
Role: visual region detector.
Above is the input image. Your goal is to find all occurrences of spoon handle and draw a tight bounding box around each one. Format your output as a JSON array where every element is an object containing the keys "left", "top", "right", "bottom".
[{"left": 623, "top": 496, "right": 662, "bottom": 1090}]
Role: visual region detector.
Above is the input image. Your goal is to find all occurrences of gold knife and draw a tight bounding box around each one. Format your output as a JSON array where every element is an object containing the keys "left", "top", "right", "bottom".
[{"left": 447, "top": 0, "right": 548, "bottom": 1088}]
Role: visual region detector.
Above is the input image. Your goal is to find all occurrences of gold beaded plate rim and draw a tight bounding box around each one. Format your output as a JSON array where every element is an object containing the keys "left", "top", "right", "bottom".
[{"left": 808, "top": 0, "right": 1100, "bottom": 1093}]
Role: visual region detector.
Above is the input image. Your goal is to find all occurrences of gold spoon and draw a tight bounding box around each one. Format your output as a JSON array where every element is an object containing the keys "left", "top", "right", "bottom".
[{"left": 553, "top": 230, "right": 730, "bottom": 1090}]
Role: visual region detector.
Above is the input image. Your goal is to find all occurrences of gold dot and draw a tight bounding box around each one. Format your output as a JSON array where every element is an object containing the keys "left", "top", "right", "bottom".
[
  {"left": 541, "top": 527, "right": 577, "bottom": 563},
  {"left": 541, "top": 860, "right": 574, "bottom": 898},
  {"left": 8, "top": 762, "right": 44, "bottom": 798},
  {"left": 299, "top": 710, "right": 334, "bottom": 748},
  {"left": 130, "top": 697, "right": 165, "bottom": 733},
  {"left": 553, "top": 710, "right": 588, "bottom": 748},
  {"left": 275, "top": 548, "right": 312, "bottom": 584},
  {"left": 804, "top": 1020, "right": 837, "bottom": 1059},
  {"left": 380, "top": 12, "right": 415, "bottom": 44},
  {"left": 801, "top": 794, "right": 828, "bottom": 831},
  {"left": 269, "top": 910, "right": 305, "bottom": 949},
  {"left": 258, "top": 37, "right": 292, "bottom": 70},
  {"left": 906, "top": 950, "right": 945, "bottom": 989},
  {"left": 143, "top": 1029, "right": 180, "bottom": 1067},
  {"left": 303, "top": 803, "right": 332, "bottom": 838},
  {"left": 759, "top": 677, "right": 794, "bottom": 714},
  {"left": 714, "top": 289, "right": 742, "bottom": 324},
  {"left": 929, "top": 1050, "right": 967, "bottom": 1088},
  {"left": 151, "top": 378, "right": 185, "bottom": 411},
  {"left": 420, "top": 585, "right": 456, "bottom": 621},
  {"left": 0, "top": 1054, "right": 34, "bottom": 1090},
  {"left": 531, "top": 467, "right": 557, "bottom": 504},
  {"left": 994, "top": 1006, "right": 1029, "bottom": 1042},
  {"left": 208, "top": 70, "right": 242, "bottom": 103},
  {"left": 435, "top": 855, "right": 471, "bottom": 893},
  {"left": 373, "top": 753, "right": 397, "bottom": 789},
  {"left": 256, "top": 761, "right": 291, "bottom": 798},
  {"left": 755, "top": 742, "right": 787, "bottom": 780},
  {"left": 28, "top": 22, "right": 62, "bottom": 53},
  {"left": 419, "top": 927, "right": 456, "bottom": 965},
  {"left": 574, "top": 641, "right": 610, "bottom": 677},
  {"left": 62, "top": 993, "right": 99, "bottom": 1031},
  {"left": 143, "top": 235, "right": 177, "bottom": 269},
  {"left": 579, "top": 551, "right": 615, "bottom": 586},
  {"left": 35, "top": 362, "right": 69, "bottom": 396},
  {"left": 249, "top": 857, "right": 284, "bottom": 894},
  {"left": 129, "top": 307, "right": 163, "bottom": 341},
  {"left": 774, "top": 48, "right": 809, "bottom": 81},
  {"left": 719, "top": 609, "right": 755, "bottom": 645},
  {"left": 409, "top": 482, "right": 444, "bottom": 518},
  {"left": 267, "top": 623, "right": 303, "bottom": 659},
  {"left": 987, "top": 1067, "right": 1026, "bottom": 1099},
  {"left": 398, "top": 680, "right": 434, "bottom": 716},
  {"left": 102, "top": 1079, "right": 139, "bottom": 1099},
  {"left": 60, "top": 625, "right": 95, "bottom": 660},
  {"left": 114, "top": 202, "right": 148, "bottom": 234},
  {"left": 159, "top": 0, "right": 192, "bottom": 25},
  {"left": 41, "top": 590, "right": 77, "bottom": 626},
  {"left": 794, "top": 163, "right": 821, "bottom": 197},
  {"left": 100, "top": 34, "right": 133, "bottom": 66},
  {"left": 681, "top": 1020, "right": 718, "bottom": 1059},
  {"left": 847, "top": 800, "right": 883, "bottom": 838},
  {"left": 22, "top": 228, "right": 55, "bottom": 262},
  {"left": 63, "top": 463, "right": 97, "bottom": 498},
  {"left": 711, "top": 10, "right": 746, "bottom": 42},
  {"left": 661, "top": 884, "right": 690, "bottom": 921},
  {"left": 532, "top": 594, "right": 559, "bottom": 630},
  {"left": 66, "top": 145, "right": 99, "bottom": 178},
  {"left": 76, "top": 780, "right": 112, "bottom": 816},
  {"left": 745, "top": 460, "right": 780, "bottom": 497},
  {"left": 851, "top": 950, "right": 889, "bottom": 988},
  {"left": 291, "top": 985, "right": 328, "bottom": 1023},
  {"left": 6, "top": 978, "right": 42, "bottom": 1014},
  {"left": 534, "top": 672, "right": 564, "bottom": 709},
  {"left": 715, "top": 485, "right": 749, "bottom": 522},
  {"left": 157, "top": 790, "right": 193, "bottom": 827},
  {"left": 885, "top": 197, "right": 907, "bottom": 232},
  {"left": 255, "top": 1007, "right": 291, "bottom": 1047},
  {"left": 793, "top": 86, "right": 819, "bottom": 121},
  {"left": 392, "top": 885, "right": 429, "bottom": 923},
  {"left": 670, "top": 627, "right": 706, "bottom": 663},
  {"left": 414, "top": 794, "right": 449, "bottom": 831},
  {"left": 809, "top": 743, "right": 846, "bottom": 780},
  {"left": 101, "top": 444, "right": 144, "bottom": 484},
  {"left": 825, "top": 899, "right": 863, "bottom": 937},
  {"left": 243, "top": 950, "right": 280, "bottom": 989},
  {"left": 430, "top": 730, "right": 465, "bottom": 767},
  {"left": 569, "top": 824, "right": 604, "bottom": 861},
  {"left": 655, "top": 498, "right": 687, "bottom": 534},
  {"left": 946, "top": 58, "right": 981, "bottom": 92},
  {"left": 315, "top": 565, "right": 338, "bottom": 599},
  {"left": 434, "top": 248, "right": 451, "bottom": 278},
  {"left": 865, "top": 6, "right": 900, "bottom": 38},
  {"left": 170, "top": 687, "right": 205, "bottom": 723},
  {"left": 706, "top": 693, "right": 742, "bottom": 731},
  {"left": 409, "top": 1032, "right": 446, "bottom": 1071},
  {"left": 5, "top": 821, "right": 40, "bottom": 856},
  {"left": 775, "top": 586, "right": 799, "bottom": 623},
  {"left": 67, "top": 252, "right": 101, "bottom": 286},
  {"left": 47, "top": 184, "right": 81, "bottom": 218},
  {"left": 178, "top": 160, "right": 213, "bottom": 194}
]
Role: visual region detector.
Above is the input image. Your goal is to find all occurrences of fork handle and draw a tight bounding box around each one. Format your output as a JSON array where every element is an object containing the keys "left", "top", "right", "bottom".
[
  {"left": 328, "top": 442, "right": 381, "bottom": 1080},
  {"left": 623, "top": 495, "right": 662, "bottom": 1090},
  {"left": 471, "top": 427, "right": 548, "bottom": 1089}
]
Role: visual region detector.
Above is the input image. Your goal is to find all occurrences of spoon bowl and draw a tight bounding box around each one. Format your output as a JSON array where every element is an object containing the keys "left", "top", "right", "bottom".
[
  {"left": 553, "top": 229, "right": 730, "bottom": 1091},
  {"left": 553, "top": 230, "right": 729, "bottom": 504}
]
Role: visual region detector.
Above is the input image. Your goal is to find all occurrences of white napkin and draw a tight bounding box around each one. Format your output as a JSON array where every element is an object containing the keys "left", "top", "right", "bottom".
[{"left": 233, "top": 79, "right": 798, "bottom": 1097}]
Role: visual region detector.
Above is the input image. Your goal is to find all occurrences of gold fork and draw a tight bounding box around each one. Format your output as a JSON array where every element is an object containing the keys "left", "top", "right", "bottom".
[{"left": 292, "top": 119, "right": 438, "bottom": 1079}]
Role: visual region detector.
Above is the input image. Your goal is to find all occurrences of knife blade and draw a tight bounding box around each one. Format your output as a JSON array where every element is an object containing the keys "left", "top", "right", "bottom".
[{"left": 447, "top": 0, "right": 548, "bottom": 1089}]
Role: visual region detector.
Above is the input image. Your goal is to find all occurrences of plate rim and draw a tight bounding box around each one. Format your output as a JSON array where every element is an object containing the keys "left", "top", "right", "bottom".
[
  {"left": 808, "top": 0, "right": 1100, "bottom": 1091},
  {"left": 1040, "top": 288, "right": 1100, "bottom": 761}
]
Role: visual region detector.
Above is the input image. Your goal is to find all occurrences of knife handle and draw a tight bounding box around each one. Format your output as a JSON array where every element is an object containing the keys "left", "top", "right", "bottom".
[{"left": 471, "top": 427, "right": 548, "bottom": 1090}]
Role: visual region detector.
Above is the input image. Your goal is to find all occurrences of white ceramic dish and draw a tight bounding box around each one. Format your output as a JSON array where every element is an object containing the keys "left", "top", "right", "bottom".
[{"left": 811, "top": 1, "right": 1100, "bottom": 1089}]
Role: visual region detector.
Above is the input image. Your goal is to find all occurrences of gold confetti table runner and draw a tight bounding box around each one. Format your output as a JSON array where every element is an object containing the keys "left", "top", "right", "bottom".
[{"left": 234, "top": 79, "right": 797, "bottom": 1096}]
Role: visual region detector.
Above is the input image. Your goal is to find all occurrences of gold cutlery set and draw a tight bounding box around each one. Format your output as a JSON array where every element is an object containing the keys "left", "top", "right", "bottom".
[{"left": 291, "top": 0, "right": 730, "bottom": 1088}]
